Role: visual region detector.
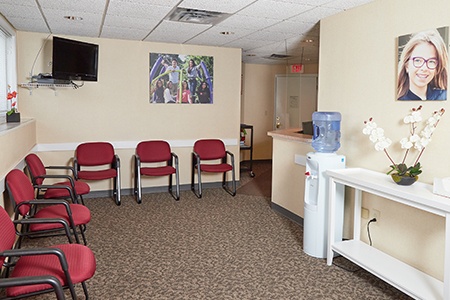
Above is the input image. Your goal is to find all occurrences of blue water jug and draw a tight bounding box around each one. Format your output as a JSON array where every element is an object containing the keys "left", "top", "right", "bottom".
[{"left": 311, "top": 112, "right": 341, "bottom": 153}]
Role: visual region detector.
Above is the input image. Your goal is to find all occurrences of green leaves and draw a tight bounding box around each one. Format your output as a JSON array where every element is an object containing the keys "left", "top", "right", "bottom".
[{"left": 387, "top": 162, "right": 422, "bottom": 177}]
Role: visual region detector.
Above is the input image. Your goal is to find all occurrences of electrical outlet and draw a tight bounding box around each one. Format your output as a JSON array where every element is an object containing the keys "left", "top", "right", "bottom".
[
  {"left": 371, "top": 209, "right": 380, "bottom": 222},
  {"left": 361, "top": 207, "right": 369, "bottom": 219}
]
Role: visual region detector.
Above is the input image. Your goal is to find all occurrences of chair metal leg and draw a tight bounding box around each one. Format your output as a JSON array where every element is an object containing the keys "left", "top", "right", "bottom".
[
  {"left": 79, "top": 225, "right": 87, "bottom": 245},
  {"left": 222, "top": 169, "right": 236, "bottom": 196},
  {"left": 79, "top": 195, "right": 85, "bottom": 206},
  {"left": 70, "top": 223, "right": 81, "bottom": 244},
  {"left": 168, "top": 171, "right": 180, "bottom": 200},
  {"left": 114, "top": 170, "right": 121, "bottom": 206},
  {"left": 175, "top": 168, "right": 180, "bottom": 200},
  {"left": 82, "top": 281, "right": 90, "bottom": 300},
  {"left": 136, "top": 172, "right": 142, "bottom": 204},
  {"left": 191, "top": 163, "right": 202, "bottom": 199},
  {"left": 134, "top": 158, "right": 142, "bottom": 204}
]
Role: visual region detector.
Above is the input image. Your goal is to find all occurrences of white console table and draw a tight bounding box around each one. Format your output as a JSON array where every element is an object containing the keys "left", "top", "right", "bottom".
[{"left": 326, "top": 168, "right": 450, "bottom": 300}]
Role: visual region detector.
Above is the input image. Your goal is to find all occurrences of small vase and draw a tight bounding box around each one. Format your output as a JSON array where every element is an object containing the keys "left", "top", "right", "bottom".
[
  {"left": 6, "top": 112, "right": 20, "bottom": 123},
  {"left": 390, "top": 174, "right": 418, "bottom": 186}
]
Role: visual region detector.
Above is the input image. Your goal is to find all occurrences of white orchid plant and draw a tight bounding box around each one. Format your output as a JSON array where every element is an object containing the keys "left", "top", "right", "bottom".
[{"left": 363, "top": 105, "right": 445, "bottom": 178}]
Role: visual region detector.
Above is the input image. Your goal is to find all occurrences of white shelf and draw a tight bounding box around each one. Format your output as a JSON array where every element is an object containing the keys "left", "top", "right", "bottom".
[
  {"left": 20, "top": 82, "right": 76, "bottom": 95},
  {"left": 326, "top": 168, "right": 450, "bottom": 216},
  {"left": 326, "top": 168, "right": 450, "bottom": 300},
  {"left": 333, "top": 240, "right": 443, "bottom": 299}
]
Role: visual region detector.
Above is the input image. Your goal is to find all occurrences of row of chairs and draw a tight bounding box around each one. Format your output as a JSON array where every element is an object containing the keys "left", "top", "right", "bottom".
[
  {"left": 1, "top": 167, "right": 95, "bottom": 298},
  {"left": 0, "top": 138, "right": 236, "bottom": 298},
  {"left": 70, "top": 139, "right": 236, "bottom": 205}
]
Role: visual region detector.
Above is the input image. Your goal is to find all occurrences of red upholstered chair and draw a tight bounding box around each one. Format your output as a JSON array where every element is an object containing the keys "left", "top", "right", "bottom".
[
  {"left": 25, "top": 153, "right": 90, "bottom": 205},
  {"left": 0, "top": 205, "right": 96, "bottom": 299},
  {"left": 191, "top": 139, "right": 236, "bottom": 198},
  {"left": 5, "top": 169, "right": 91, "bottom": 246},
  {"left": 134, "top": 140, "right": 180, "bottom": 203},
  {"left": 74, "top": 142, "right": 121, "bottom": 206}
]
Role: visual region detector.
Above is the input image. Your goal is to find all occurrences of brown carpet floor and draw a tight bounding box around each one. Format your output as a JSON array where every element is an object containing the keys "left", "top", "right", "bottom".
[
  {"left": 12, "top": 161, "right": 412, "bottom": 300},
  {"left": 237, "top": 160, "right": 272, "bottom": 197}
]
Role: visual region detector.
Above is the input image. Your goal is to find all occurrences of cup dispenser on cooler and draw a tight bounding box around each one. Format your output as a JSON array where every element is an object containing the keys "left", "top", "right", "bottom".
[{"left": 303, "top": 111, "right": 345, "bottom": 258}]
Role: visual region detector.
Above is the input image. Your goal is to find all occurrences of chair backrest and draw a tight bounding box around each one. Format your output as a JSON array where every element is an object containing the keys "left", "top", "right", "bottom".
[
  {"left": 5, "top": 169, "right": 36, "bottom": 216},
  {"left": 136, "top": 140, "right": 172, "bottom": 163},
  {"left": 0, "top": 206, "right": 16, "bottom": 265},
  {"left": 194, "top": 139, "right": 226, "bottom": 160},
  {"left": 25, "top": 153, "right": 47, "bottom": 185},
  {"left": 76, "top": 142, "right": 115, "bottom": 166}
]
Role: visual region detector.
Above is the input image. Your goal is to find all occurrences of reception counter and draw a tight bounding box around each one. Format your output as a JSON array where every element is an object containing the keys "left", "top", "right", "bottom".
[{"left": 268, "top": 128, "right": 313, "bottom": 223}]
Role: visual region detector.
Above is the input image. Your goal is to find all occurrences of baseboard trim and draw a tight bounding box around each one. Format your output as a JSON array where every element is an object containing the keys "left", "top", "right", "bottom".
[
  {"left": 83, "top": 181, "right": 238, "bottom": 199},
  {"left": 270, "top": 202, "right": 304, "bottom": 226}
]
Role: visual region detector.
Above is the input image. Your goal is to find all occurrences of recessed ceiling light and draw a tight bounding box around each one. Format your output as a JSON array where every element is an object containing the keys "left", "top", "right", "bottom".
[
  {"left": 303, "top": 39, "right": 313, "bottom": 43},
  {"left": 64, "top": 16, "right": 83, "bottom": 21},
  {"left": 219, "top": 31, "right": 234, "bottom": 35}
]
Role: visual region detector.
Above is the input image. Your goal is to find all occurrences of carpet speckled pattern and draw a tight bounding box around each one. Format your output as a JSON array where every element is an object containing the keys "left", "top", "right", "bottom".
[{"left": 11, "top": 162, "right": 412, "bottom": 299}]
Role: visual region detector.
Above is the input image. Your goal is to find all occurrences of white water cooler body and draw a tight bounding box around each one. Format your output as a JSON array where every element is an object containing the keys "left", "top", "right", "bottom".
[{"left": 303, "top": 152, "right": 345, "bottom": 258}]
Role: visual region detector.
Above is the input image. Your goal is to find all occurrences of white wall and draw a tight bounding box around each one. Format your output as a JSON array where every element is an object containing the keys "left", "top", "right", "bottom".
[{"left": 319, "top": 0, "right": 450, "bottom": 280}]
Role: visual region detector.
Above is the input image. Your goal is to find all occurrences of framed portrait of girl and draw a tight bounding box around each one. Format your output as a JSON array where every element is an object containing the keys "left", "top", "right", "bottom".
[{"left": 397, "top": 27, "right": 448, "bottom": 101}]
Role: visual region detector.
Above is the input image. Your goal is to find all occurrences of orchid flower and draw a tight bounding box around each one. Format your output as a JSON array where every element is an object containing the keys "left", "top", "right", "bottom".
[{"left": 363, "top": 106, "right": 445, "bottom": 177}]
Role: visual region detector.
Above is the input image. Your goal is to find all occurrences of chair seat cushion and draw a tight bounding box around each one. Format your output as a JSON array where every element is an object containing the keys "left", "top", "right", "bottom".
[
  {"left": 199, "top": 163, "right": 232, "bottom": 173},
  {"left": 30, "top": 204, "right": 91, "bottom": 232},
  {"left": 43, "top": 181, "right": 90, "bottom": 199},
  {"left": 7, "top": 243, "right": 96, "bottom": 297},
  {"left": 140, "top": 166, "right": 176, "bottom": 176},
  {"left": 77, "top": 169, "right": 117, "bottom": 180}
]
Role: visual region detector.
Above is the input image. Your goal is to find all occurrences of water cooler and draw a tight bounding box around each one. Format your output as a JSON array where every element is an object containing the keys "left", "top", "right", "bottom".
[{"left": 303, "top": 112, "right": 345, "bottom": 258}]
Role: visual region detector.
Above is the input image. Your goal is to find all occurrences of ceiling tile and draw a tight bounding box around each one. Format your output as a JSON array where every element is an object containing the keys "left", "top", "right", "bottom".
[
  {"left": 217, "top": 14, "right": 280, "bottom": 31},
  {"left": 237, "top": 0, "right": 314, "bottom": 20},
  {"left": 107, "top": 1, "right": 173, "bottom": 18},
  {"left": 38, "top": 0, "right": 106, "bottom": 13},
  {"left": 144, "top": 20, "right": 211, "bottom": 44},
  {"left": 288, "top": 6, "right": 342, "bottom": 23},
  {"left": 186, "top": 26, "right": 254, "bottom": 46},
  {"left": 101, "top": 26, "right": 151, "bottom": 40}
]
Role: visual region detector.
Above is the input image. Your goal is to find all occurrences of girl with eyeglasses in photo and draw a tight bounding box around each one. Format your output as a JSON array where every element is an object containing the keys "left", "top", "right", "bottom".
[{"left": 397, "top": 29, "right": 448, "bottom": 100}]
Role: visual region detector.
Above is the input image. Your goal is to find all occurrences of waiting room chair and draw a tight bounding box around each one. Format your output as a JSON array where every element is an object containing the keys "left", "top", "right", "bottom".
[
  {"left": 191, "top": 139, "right": 236, "bottom": 198},
  {"left": 74, "top": 142, "right": 121, "bottom": 206},
  {"left": 0, "top": 205, "right": 96, "bottom": 300},
  {"left": 25, "top": 153, "right": 90, "bottom": 205},
  {"left": 134, "top": 140, "right": 180, "bottom": 203},
  {"left": 5, "top": 169, "right": 91, "bottom": 246}
]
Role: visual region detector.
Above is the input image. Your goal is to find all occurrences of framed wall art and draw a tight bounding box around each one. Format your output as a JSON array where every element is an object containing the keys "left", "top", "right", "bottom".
[
  {"left": 397, "top": 27, "right": 448, "bottom": 101},
  {"left": 149, "top": 53, "right": 214, "bottom": 104}
]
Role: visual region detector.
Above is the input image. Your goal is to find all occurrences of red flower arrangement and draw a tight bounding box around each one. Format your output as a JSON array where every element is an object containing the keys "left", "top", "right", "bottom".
[{"left": 7, "top": 86, "right": 17, "bottom": 115}]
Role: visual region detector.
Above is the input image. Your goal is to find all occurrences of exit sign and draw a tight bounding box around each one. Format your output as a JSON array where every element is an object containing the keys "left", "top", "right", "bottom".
[{"left": 291, "top": 64, "right": 304, "bottom": 73}]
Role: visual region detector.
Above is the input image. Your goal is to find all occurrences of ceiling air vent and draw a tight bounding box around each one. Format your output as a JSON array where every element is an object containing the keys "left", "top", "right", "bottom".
[
  {"left": 167, "top": 7, "right": 231, "bottom": 25},
  {"left": 268, "top": 54, "right": 292, "bottom": 60}
]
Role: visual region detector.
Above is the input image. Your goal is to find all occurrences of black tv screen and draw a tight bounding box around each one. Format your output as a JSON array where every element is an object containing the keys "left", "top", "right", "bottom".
[{"left": 52, "top": 36, "right": 99, "bottom": 81}]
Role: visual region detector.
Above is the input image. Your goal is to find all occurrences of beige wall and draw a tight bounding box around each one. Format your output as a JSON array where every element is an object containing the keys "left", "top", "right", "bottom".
[
  {"left": 14, "top": 32, "right": 242, "bottom": 191},
  {"left": 319, "top": 0, "right": 450, "bottom": 280},
  {"left": 241, "top": 63, "right": 318, "bottom": 160},
  {"left": 271, "top": 136, "right": 313, "bottom": 217}
]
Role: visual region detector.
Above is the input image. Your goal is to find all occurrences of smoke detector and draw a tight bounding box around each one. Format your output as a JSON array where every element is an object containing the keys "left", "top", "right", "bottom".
[{"left": 167, "top": 7, "right": 231, "bottom": 25}]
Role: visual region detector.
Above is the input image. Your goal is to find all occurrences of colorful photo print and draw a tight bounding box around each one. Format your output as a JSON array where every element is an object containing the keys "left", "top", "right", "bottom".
[
  {"left": 397, "top": 27, "right": 448, "bottom": 101},
  {"left": 149, "top": 53, "right": 214, "bottom": 104}
]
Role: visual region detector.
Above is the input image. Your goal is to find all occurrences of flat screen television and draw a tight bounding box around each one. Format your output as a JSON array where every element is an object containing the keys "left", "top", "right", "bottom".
[{"left": 52, "top": 36, "right": 99, "bottom": 81}]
